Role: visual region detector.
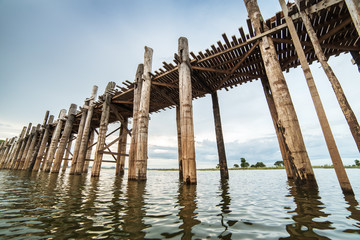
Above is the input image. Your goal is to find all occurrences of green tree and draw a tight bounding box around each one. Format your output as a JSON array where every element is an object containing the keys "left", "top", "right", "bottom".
[
  {"left": 240, "top": 158, "right": 249, "bottom": 168},
  {"left": 216, "top": 164, "right": 220, "bottom": 169},
  {"left": 274, "top": 161, "right": 284, "bottom": 167},
  {"left": 251, "top": 162, "right": 266, "bottom": 168},
  {"left": 355, "top": 159, "right": 360, "bottom": 167},
  {"left": 233, "top": 164, "right": 239, "bottom": 168}
]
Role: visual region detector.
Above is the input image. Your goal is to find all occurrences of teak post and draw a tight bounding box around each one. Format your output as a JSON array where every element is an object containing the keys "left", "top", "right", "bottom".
[
  {"left": 13, "top": 123, "right": 32, "bottom": 169},
  {"left": 75, "top": 85, "right": 98, "bottom": 174},
  {"left": 244, "top": 0, "right": 317, "bottom": 187},
  {"left": 91, "top": 82, "right": 115, "bottom": 177},
  {"left": 82, "top": 130, "right": 94, "bottom": 173},
  {"left": 116, "top": 118, "right": 128, "bottom": 175},
  {"left": 51, "top": 104, "right": 77, "bottom": 173},
  {"left": 44, "top": 109, "right": 67, "bottom": 172},
  {"left": 261, "top": 77, "right": 293, "bottom": 179},
  {"left": 281, "top": 0, "right": 353, "bottom": 194},
  {"left": 135, "top": 47, "right": 153, "bottom": 181},
  {"left": 69, "top": 104, "right": 88, "bottom": 174},
  {"left": 128, "top": 64, "right": 144, "bottom": 180},
  {"left": 6, "top": 126, "right": 26, "bottom": 169},
  {"left": 211, "top": 91, "right": 229, "bottom": 179},
  {"left": 62, "top": 134, "right": 74, "bottom": 172},
  {"left": 23, "top": 124, "right": 41, "bottom": 170},
  {"left": 295, "top": 1, "right": 360, "bottom": 154},
  {"left": 176, "top": 106, "right": 183, "bottom": 180},
  {"left": 17, "top": 126, "right": 36, "bottom": 170},
  {"left": 345, "top": 0, "right": 360, "bottom": 37},
  {"left": 33, "top": 115, "right": 55, "bottom": 171},
  {"left": 179, "top": 37, "right": 197, "bottom": 184}
]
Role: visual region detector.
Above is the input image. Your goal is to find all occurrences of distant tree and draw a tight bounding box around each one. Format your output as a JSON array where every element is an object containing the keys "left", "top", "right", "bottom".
[
  {"left": 240, "top": 158, "right": 249, "bottom": 168},
  {"left": 251, "top": 162, "right": 266, "bottom": 168},
  {"left": 0, "top": 139, "right": 4, "bottom": 144},
  {"left": 274, "top": 161, "right": 284, "bottom": 167},
  {"left": 216, "top": 164, "right": 220, "bottom": 169},
  {"left": 355, "top": 159, "right": 360, "bottom": 167},
  {"left": 233, "top": 164, "right": 239, "bottom": 168}
]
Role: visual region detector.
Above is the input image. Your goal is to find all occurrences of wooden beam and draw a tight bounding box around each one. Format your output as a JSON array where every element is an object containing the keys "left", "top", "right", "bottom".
[
  {"left": 191, "top": 66, "right": 229, "bottom": 74},
  {"left": 151, "top": 81, "right": 179, "bottom": 88}
]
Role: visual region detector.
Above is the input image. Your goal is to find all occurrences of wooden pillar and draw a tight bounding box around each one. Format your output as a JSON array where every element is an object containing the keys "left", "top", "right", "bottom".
[
  {"left": 128, "top": 64, "right": 144, "bottom": 180},
  {"left": 33, "top": 115, "right": 55, "bottom": 171},
  {"left": 261, "top": 77, "right": 293, "bottom": 179},
  {"left": 350, "top": 51, "right": 360, "bottom": 72},
  {"left": 6, "top": 126, "right": 27, "bottom": 169},
  {"left": 244, "top": 0, "right": 317, "bottom": 187},
  {"left": 44, "top": 109, "right": 67, "bottom": 172},
  {"left": 116, "top": 118, "right": 128, "bottom": 175},
  {"left": 295, "top": 1, "right": 360, "bottom": 154},
  {"left": 69, "top": 104, "right": 88, "bottom": 174},
  {"left": 135, "top": 47, "right": 153, "bottom": 181},
  {"left": 0, "top": 138, "right": 13, "bottom": 168},
  {"left": 345, "top": 0, "right": 360, "bottom": 37},
  {"left": 23, "top": 124, "right": 41, "bottom": 170},
  {"left": 211, "top": 91, "right": 229, "bottom": 179},
  {"left": 17, "top": 126, "right": 36, "bottom": 170},
  {"left": 51, "top": 104, "right": 77, "bottom": 173},
  {"left": 82, "top": 130, "right": 94, "bottom": 173},
  {"left": 13, "top": 123, "right": 32, "bottom": 169},
  {"left": 91, "top": 82, "right": 115, "bottom": 177},
  {"left": 281, "top": 0, "right": 353, "bottom": 194},
  {"left": 176, "top": 106, "right": 183, "bottom": 180},
  {"left": 75, "top": 86, "right": 98, "bottom": 174},
  {"left": 62, "top": 134, "right": 74, "bottom": 172},
  {"left": 179, "top": 37, "right": 197, "bottom": 184}
]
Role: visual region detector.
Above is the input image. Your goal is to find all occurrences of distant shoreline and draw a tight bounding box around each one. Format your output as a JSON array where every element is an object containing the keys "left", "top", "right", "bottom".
[{"left": 149, "top": 166, "right": 360, "bottom": 171}]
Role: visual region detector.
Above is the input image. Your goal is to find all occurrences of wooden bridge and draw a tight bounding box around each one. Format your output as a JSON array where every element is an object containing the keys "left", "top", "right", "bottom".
[{"left": 1, "top": 0, "right": 360, "bottom": 195}]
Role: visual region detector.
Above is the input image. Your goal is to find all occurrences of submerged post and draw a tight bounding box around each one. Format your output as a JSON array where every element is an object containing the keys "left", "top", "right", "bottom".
[
  {"left": 51, "top": 104, "right": 77, "bottom": 173},
  {"left": 176, "top": 106, "right": 183, "bottom": 180},
  {"left": 91, "top": 82, "right": 115, "bottom": 177},
  {"left": 295, "top": 0, "right": 360, "bottom": 154},
  {"left": 116, "top": 118, "right": 128, "bottom": 175},
  {"left": 22, "top": 124, "right": 41, "bottom": 170},
  {"left": 17, "top": 126, "right": 36, "bottom": 170},
  {"left": 178, "top": 37, "right": 197, "bottom": 184},
  {"left": 82, "top": 130, "right": 94, "bottom": 173},
  {"left": 62, "top": 134, "right": 74, "bottom": 172},
  {"left": 280, "top": 0, "right": 353, "bottom": 194},
  {"left": 13, "top": 123, "right": 32, "bottom": 169},
  {"left": 244, "top": 0, "right": 317, "bottom": 187},
  {"left": 211, "top": 91, "right": 229, "bottom": 179},
  {"left": 135, "top": 47, "right": 153, "bottom": 181},
  {"left": 128, "top": 64, "right": 144, "bottom": 180}
]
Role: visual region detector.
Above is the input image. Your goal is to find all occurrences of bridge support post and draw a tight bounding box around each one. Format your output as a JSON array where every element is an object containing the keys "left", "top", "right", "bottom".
[
  {"left": 128, "top": 64, "right": 144, "bottom": 180},
  {"left": 281, "top": 0, "right": 353, "bottom": 194},
  {"left": 116, "top": 118, "right": 128, "bottom": 175},
  {"left": 51, "top": 104, "right": 77, "bottom": 173},
  {"left": 23, "top": 124, "right": 41, "bottom": 170},
  {"left": 179, "top": 37, "right": 197, "bottom": 184},
  {"left": 296, "top": 1, "right": 360, "bottom": 154},
  {"left": 211, "top": 91, "right": 228, "bottom": 179},
  {"left": 82, "top": 130, "right": 94, "bottom": 173},
  {"left": 33, "top": 116, "right": 54, "bottom": 171},
  {"left": 75, "top": 86, "right": 98, "bottom": 175},
  {"left": 62, "top": 134, "right": 74, "bottom": 172},
  {"left": 91, "top": 82, "right": 116, "bottom": 177},
  {"left": 6, "top": 126, "right": 26, "bottom": 169},
  {"left": 17, "top": 126, "right": 36, "bottom": 170},
  {"left": 244, "top": 0, "right": 317, "bottom": 187},
  {"left": 135, "top": 47, "right": 153, "bottom": 181},
  {"left": 13, "top": 123, "right": 32, "bottom": 169},
  {"left": 44, "top": 109, "right": 67, "bottom": 172},
  {"left": 176, "top": 106, "right": 183, "bottom": 180},
  {"left": 261, "top": 77, "right": 293, "bottom": 179},
  {"left": 345, "top": 0, "right": 360, "bottom": 37}
]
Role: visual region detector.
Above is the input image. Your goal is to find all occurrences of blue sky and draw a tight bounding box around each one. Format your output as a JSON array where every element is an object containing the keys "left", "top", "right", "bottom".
[{"left": 1, "top": 0, "right": 360, "bottom": 169}]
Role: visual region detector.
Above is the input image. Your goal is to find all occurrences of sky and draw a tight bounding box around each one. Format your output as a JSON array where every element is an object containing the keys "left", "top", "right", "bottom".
[{"left": 1, "top": 0, "right": 360, "bottom": 169}]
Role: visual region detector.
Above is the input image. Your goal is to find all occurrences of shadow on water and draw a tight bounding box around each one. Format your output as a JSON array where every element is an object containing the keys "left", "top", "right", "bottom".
[
  {"left": 217, "top": 178, "right": 237, "bottom": 239},
  {"left": 123, "top": 180, "right": 148, "bottom": 239},
  {"left": 109, "top": 174, "right": 126, "bottom": 238},
  {"left": 282, "top": 181, "right": 334, "bottom": 240},
  {"left": 177, "top": 183, "right": 200, "bottom": 239},
  {"left": 343, "top": 194, "right": 360, "bottom": 234}
]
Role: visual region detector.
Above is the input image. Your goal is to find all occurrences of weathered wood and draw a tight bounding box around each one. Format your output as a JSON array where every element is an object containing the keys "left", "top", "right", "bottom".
[
  {"left": 69, "top": 103, "right": 89, "bottom": 174},
  {"left": 82, "top": 130, "right": 94, "bottom": 173},
  {"left": 345, "top": 0, "right": 360, "bottom": 37},
  {"left": 135, "top": 47, "right": 153, "bottom": 181},
  {"left": 261, "top": 77, "right": 293, "bottom": 179},
  {"left": 5, "top": 126, "right": 27, "bottom": 169},
  {"left": 179, "top": 37, "right": 197, "bottom": 184},
  {"left": 51, "top": 104, "right": 77, "bottom": 173},
  {"left": 62, "top": 134, "right": 74, "bottom": 172},
  {"left": 351, "top": 51, "right": 360, "bottom": 72},
  {"left": 22, "top": 124, "right": 41, "bottom": 170},
  {"left": 211, "top": 91, "right": 229, "bottom": 179},
  {"left": 75, "top": 85, "right": 98, "bottom": 174},
  {"left": 244, "top": 0, "right": 317, "bottom": 187},
  {"left": 128, "top": 64, "right": 144, "bottom": 180},
  {"left": 91, "top": 82, "right": 116, "bottom": 177},
  {"left": 16, "top": 126, "right": 36, "bottom": 170},
  {"left": 43, "top": 109, "right": 67, "bottom": 172},
  {"left": 116, "top": 119, "right": 128, "bottom": 175},
  {"left": 33, "top": 115, "right": 55, "bottom": 171},
  {"left": 296, "top": 1, "right": 360, "bottom": 154},
  {"left": 281, "top": 0, "right": 353, "bottom": 194},
  {"left": 176, "top": 106, "right": 183, "bottom": 180},
  {"left": 13, "top": 123, "right": 32, "bottom": 169},
  {"left": 0, "top": 138, "right": 14, "bottom": 168}
]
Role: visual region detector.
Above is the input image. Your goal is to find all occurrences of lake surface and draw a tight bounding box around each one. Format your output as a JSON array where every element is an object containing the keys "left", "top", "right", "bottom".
[{"left": 0, "top": 169, "right": 360, "bottom": 239}]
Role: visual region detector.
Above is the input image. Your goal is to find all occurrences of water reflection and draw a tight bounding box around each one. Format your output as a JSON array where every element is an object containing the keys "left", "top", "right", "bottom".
[
  {"left": 283, "top": 181, "right": 334, "bottom": 239},
  {"left": 344, "top": 194, "right": 360, "bottom": 233},
  {"left": 177, "top": 183, "right": 200, "bottom": 239},
  {"left": 110, "top": 174, "right": 125, "bottom": 238},
  {"left": 217, "top": 178, "right": 236, "bottom": 239},
  {"left": 123, "top": 180, "right": 148, "bottom": 239}
]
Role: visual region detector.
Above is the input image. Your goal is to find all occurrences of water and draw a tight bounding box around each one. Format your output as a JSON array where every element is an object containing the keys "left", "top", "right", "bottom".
[{"left": 0, "top": 169, "right": 359, "bottom": 239}]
